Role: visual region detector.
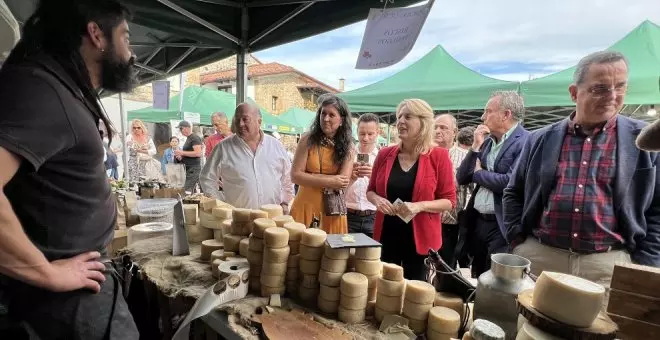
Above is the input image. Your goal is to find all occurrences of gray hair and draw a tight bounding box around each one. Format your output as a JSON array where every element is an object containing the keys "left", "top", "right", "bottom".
[
  {"left": 457, "top": 126, "right": 474, "bottom": 146},
  {"left": 435, "top": 113, "right": 458, "bottom": 131},
  {"left": 211, "top": 111, "right": 228, "bottom": 121},
  {"left": 490, "top": 90, "right": 524, "bottom": 121},
  {"left": 573, "top": 51, "right": 628, "bottom": 85}
]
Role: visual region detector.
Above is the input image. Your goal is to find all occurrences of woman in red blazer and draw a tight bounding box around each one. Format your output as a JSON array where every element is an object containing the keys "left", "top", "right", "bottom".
[{"left": 366, "top": 99, "right": 456, "bottom": 280}]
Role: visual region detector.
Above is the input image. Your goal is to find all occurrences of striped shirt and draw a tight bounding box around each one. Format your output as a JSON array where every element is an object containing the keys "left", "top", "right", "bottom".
[{"left": 442, "top": 145, "right": 469, "bottom": 224}]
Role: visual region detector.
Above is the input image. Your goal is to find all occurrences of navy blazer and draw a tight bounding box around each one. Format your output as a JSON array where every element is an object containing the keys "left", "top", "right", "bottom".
[
  {"left": 456, "top": 124, "right": 529, "bottom": 237},
  {"left": 503, "top": 116, "right": 660, "bottom": 267}
]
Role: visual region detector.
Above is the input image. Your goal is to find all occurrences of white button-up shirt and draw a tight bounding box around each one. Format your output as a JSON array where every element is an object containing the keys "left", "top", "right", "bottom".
[
  {"left": 200, "top": 133, "right": 294, "bottom": 209},
  {"left": 345, "top": 146, "right": 379, "bottom": 212}
]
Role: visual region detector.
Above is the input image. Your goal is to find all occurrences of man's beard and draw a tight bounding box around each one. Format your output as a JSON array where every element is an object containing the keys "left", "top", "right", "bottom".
[{"left": 100, "top": 48, "right": 137, "bottom": 93}]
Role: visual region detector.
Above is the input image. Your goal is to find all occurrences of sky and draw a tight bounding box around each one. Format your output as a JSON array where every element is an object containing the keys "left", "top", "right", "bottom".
[{"left": 255, "top": 0, "right": 660, "bottom": 92}]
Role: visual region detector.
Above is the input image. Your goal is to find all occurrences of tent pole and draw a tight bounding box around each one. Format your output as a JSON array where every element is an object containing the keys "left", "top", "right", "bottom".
[
  {"left": 236, "top": 6, "right": 249, "bottom": 105},
  {"left": 178, "top": 73, "right": 185, "bottom": 119},
  {"left": 119, "top": 93, "right": 130, "bottom": 182}
]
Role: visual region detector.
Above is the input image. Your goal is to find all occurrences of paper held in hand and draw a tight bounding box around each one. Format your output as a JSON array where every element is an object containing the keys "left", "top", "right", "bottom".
[{"left": 393, "top": 198, "right": 415, "bottom": 223}]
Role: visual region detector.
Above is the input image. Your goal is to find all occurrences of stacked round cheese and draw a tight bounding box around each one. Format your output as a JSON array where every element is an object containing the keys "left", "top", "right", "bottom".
[
  {"left": 317, "top": 244, "right": 350, "bottom": 314},
  {"left": 260, "top": 227, "right": 290, "bottom": 297},
  {"left": 375, "top": 262, "right": 406, "bottom": 322},
  {"left": 183, "top": 203, "right": 213, "bottom": 243},
  {"left": 230, "top": 208, "right": 253, "bottom": 237},
  {"left": 211, "top": 206, "right": 233, "bottom": 241},
  {"left": 283, "top": 222, "right": 306, "bottom": 294},
  {"left": 272, "top": 215, "right": 294, "bottom": 228},
  {"left": 403, "top": 280, "right": 436, "bottom": 333},
  {"left": 353, "top": 247, "right": 382, "bottom": 308},
  {"left": 426, "top": 306, "right": 461, "bottom": 340},
  {"left": 198, "top": 199, "right": 233, "bottom": 242},
  {"left": 338, "top": 272, "right": 369, "bottom": 324},
  {"left": 260, "top": 204, "right": 284, "bottom": 218},
  {"left": 297, "top": 228, "right": 327, "bottom": 303},
  {"left": 434, "top": 292, "right": 465, "bottom": 321},
  {"left": 247, "top": 218, "right": 276, "bottom": 292}
]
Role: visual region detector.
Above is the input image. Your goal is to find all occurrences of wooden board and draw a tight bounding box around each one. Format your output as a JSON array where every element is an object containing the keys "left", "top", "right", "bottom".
[
  {"left": 610, "top": 263, "right": 660, "bottom": 299},
  {"left": 607, "top": 288, "right": 660, "bottom": 325},
  {"left": 260, "top": 309, "right": 351, "bottom": 340},
  {"left": 517, "top": 290, "right": 617, "bottom": 340},
  {"left": 325, "top": 233, "right": 381, "bottom": 249},
  {"left": 608, "top": 313, "right": 660, "bottom": 340}
]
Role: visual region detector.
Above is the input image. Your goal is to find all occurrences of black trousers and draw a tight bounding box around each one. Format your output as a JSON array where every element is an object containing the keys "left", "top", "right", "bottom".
[
  {"left": 471, "top": 214, "right": 508, "bottom": 278},
  {"left": 380, "top": 220, "right": 428, "bottom": 281},
  {"left": 184, "top": 164, "right": 201, "bottom": 193},
  {"left": 347, "top": 212, "right": 375, "bottom": 239},
  {"left": 439, "top": 223, "right": 459, "bottom": 269}
]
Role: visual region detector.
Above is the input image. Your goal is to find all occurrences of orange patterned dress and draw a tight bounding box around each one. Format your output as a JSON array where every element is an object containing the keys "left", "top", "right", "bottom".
[{"left": 290, "top": 144, "right": 348, "bottom": 234}]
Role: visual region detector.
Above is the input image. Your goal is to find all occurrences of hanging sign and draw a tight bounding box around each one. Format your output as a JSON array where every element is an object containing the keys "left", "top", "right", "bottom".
[
  {"left": 355, "top": 1, "right": 434, "bottom": 70},
  {"left": 153, "top": 80, "right": 170, "bottom": 109},
  {"left": 183, "top": 112, "right": 201, "bottom": 125}
]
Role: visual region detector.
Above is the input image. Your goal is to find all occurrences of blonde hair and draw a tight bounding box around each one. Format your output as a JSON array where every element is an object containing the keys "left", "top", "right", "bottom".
[
  {"left": 130, "top": 119, "right": 149, "bottom": 139},
  {"left": 396, "top": 99, "right": 435, "bottom": 155}
]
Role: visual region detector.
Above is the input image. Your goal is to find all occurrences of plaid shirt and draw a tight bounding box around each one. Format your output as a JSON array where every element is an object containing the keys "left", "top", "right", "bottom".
[{"left": 536, "top": 113, "right": 624, "bottom": 252}]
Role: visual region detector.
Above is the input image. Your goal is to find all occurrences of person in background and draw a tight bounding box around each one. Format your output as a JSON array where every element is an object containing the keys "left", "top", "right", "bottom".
[
  {"left": 346, "top": 113, "right": 380, "bottom": 238},
  {"left": 126, "top": 119, "right": 157, "bottom": 181},
  {"left": 200, "top": 103, "right": 293, "bottom": 210},
  {"left": 175, "top": 121, "right": 202, "bottom": 193},
  {"left": 161, "top": 136, "right": 179, "bottom": 175},
  {"left": 456, "top": 91, "right": 529, "bottom": 278},
  {"left": 290, "top": 94, "right": 354, "bottom": 234},
  {"left": 205, "top": 112, "right": 231, "bottom": 158},
  {"left": 504, "top": 51, "right": 660, "bottom": 297},
  {"left": 434, "top": 114, "right": 469, "bottom": 268},
  {"left": 367, "top": 99, "right": 456, "bottom": 280},
  {"left": 201, "top": 134, "right": 209, "bottom": 167},
  {"left": 103, "top": 130, "right": 120, "bottom": 180},
  {"left": 456, "top": 126, "right": 475, "bottom": 151}
]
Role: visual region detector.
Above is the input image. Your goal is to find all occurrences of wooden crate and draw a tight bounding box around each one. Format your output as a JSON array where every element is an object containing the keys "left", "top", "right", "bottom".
[{"left": 608, "top": 263, "right": 660, "bottom": 339}]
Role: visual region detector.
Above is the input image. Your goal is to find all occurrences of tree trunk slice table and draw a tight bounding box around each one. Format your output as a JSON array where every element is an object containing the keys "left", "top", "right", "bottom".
[
  {"left": 516, "top": 290, "right": 618, "bottom": 340},
  {"left": 261, "top": 309, "right": 352, "bottom": 340}
]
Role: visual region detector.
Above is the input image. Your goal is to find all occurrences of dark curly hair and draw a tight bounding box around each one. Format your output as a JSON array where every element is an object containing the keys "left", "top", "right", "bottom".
[{"left": 308, "top": 94, "right": 353, "bottom": 165}]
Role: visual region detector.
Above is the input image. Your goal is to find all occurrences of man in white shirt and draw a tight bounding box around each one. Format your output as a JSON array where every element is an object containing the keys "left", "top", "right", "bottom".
[
  {"left": 346, "top": 113, "right": 380, "bottom": 238},
  {"left": 200, "top": 103, "right": 294, "bottom": 211}
]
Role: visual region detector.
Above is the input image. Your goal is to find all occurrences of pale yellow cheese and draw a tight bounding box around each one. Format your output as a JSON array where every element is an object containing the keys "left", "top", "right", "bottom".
[
  {"left": 200, "top": 198, "right": 217, "bottom": 213},
  {"left": 260, "top": 285, "right": 285, "bottom": 297},
  {"left": 354, "top": 259, "right": 382, "bottom": 276},
  {"left": 299, "top": 244, "right": 325, "bottom": 260},
  {"left": 427, "top": 306, "right": 461, "bottom": 334},
  {"left": 408, "top": 318, "right": 427, "bottom": 334},
  {"left": 300, "top": 274, "right": 319, "bottom": 289},
  {"left": 200, "top": 239, "right": 224, "bottom": 261},
  {"left": 272, "top": 215, "right": 295, "bottom": 228},
  {"left": 382, "top": 262, "right": 404, "bottom": 281},
  {"left": 338, "top": 306, "right": 366, "bottom": 324},
  {"left": 239, "top": 238, "right": 250, "bottom": 257},
  {"left": 282, "top": 222, "right": 306, "bottom": 241},
  {"left": 230, "top": 221, "right": 251, "bottom": 236},
  {"left": 289, "top": 240, "right": 300, "bottom": 254},
  {"left": 516, "top": 322, "right": 562, "bottom": 340},
  {"left": 210, "top": 249, "right": 224, "bottom": 263},
  {"left": 213, "top": 229, "right": 223, "bottom": 241},
  {"left": 212, "top": 206, "right": 232, "bottom": 220},
  {"left": 402, "top": 299, "right": 433, "bottom": 321},
  {"left": 318, "top": 269, "right": 343, "bottom": 287},
  {"left": 300, "top": 228, "right": 327, "bottom": 247},
  {"left": 340, "top": 293, "right": 368, "bottom": 310},
  {"left": 319, "top": 284, "right": 340, "bottom": 302},
  {"left": 287, "top": 253, "right": 300, "bottom": 268},
  {"left": 299, "top": 258, "right": 321, "bottom": 275},
  {"left": 248, "top": 234, "right": 263, "bottom": 252},
  {"left": 261, "top": 261, "right": 287, "bottom": 276},
  {"left": 259, "top": 204, "right": 283, "bottom": 218},
  {"left": 379, "top": 278, "right": 406, "bottom": 297},
  {"left": 200, "top": 210, "right": 221, "bottom": 229},
  {"left": 211, "top": 259, "right": 223, "bottom": 278},
  {"left": 340, "top": 272, "right": 368, "bottom": 297},
  {"left": 263, "top": 227, "right": 289, "bottom": 248},
  {"left": 317, "top": 295, "right": 339, "bottom": 314},
  {"left": 376, "top": 293, "right": 403, "bottom": 312},
  {"left": 253, "top": 218, "right": 277, "bottom": 238},
  {"left": 221, "top": 219, "right": 232, "bottom": 234},
  {"left": 263, "top": 245, "right": 290, "bottom": 263},
  {"left": 260, "top": 274, "right": 285, "bottom": 287},
  {"left": 374, "top": 306, "right": 396, "bottom": 323},
  {"left": 354, "top": 247, "right": 381, "bottom": 260},
  {"left": 185, "top": 223, "right": 213, "bottom": 243},
  {"left": 183, "top": 204, "right": 198, "bottom": 225},
  {"left": 366, "top": 300, "right": 376, "bottom": 316},
  {"left": 532, "top": 271, "right": 605, "bottom": 328},
  {"left": 320, "top": 255, "right": 348, "bottom": 273},
  {"left": 324, "top": 244, "right": 350, "bottom": 260},
  {"left": 250, "top": 209, "right": 269, "bottom": 220},
  {"left": 365, "top": 274, "right": 379, "bottom": 289},
  {"left": 368, "top": 287, "right": 377, "bottom": 301},
  {"left": 405, "top": 280, "right": 436, "bottom": 304},
  {"left": 222, "top": 251, "right": 235, "bottom": 259},
  {"left": 434, "top": 292, "right": 464, "bottom": 320},
  {"left": 223, "top": 234, "right": 242, "bottom": 253},
  {"left": 427, "top": 328, "right": 458, "bottom": 340},
  {"left": 232, "top": 208, "right": 252, "bottom": 222}
]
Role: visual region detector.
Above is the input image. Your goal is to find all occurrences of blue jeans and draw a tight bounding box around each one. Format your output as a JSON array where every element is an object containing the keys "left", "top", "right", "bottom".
[{"left": 347, "top": 212, "right": 375, "bottom": 239}]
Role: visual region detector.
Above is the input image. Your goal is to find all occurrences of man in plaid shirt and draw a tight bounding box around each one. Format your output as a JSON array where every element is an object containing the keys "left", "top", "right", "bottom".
[{"left": 504, "top": 51, "right": 660, "bottom": 302}]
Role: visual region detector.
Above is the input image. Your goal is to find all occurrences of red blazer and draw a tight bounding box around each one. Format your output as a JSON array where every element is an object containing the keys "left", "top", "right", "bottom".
[{"left": 367, "top": 145, "right": 456, "bottom": 255}]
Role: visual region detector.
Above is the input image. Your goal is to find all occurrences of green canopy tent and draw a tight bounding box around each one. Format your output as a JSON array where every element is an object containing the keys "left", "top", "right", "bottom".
[
  {"left": 278, "top": 107, "right": 316, "bottom": 133},
  {"left": 339, "top": 45, "right": 520, "bottom": 113}
]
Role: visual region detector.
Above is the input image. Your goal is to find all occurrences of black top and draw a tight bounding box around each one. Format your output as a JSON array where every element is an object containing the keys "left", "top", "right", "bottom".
[
  {"left": 384, "top": 156, "right": 419, "bottom": 227},
  {"left": 179, "top": 134, "right": 203, "bottom": 167},
  {"left": 0, "top": 54, "right": 115, "bottom": 260}
]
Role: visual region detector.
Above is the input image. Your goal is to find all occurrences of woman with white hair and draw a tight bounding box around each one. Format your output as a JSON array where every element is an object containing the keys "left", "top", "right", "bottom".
[
  {"left": 126, "top": 119, "right": 157, "bottom": 181},
  {"left": 366, "top": 99, "right": 456, "bottom": 280}
]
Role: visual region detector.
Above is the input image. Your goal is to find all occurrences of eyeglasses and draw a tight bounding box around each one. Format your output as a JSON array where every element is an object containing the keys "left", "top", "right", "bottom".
[
  {"left": 588, "top": 84, "right": 627, "bottom": 97},
  {"left": 132, "top": 127, "right": 141, "bottom": 130}
]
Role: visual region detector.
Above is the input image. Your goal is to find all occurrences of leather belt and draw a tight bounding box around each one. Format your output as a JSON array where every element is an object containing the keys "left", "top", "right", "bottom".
[
  {"left": 535, "top": 237, "right": 626, "bottom": 254},
  {"left": 347, "top": 208, "right": 376, "bottom": 217}
]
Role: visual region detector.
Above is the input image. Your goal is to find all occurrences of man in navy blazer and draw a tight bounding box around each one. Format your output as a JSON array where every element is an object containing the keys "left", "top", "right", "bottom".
[
  {"left": 504, "top": 51, "right": 660, "bottom": 301},
  {"left": 456, "top": 91, "right": 529, "bottom": 277}
]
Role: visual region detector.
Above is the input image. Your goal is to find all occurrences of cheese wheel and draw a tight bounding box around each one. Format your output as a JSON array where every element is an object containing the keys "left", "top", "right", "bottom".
[
  {"left": 299, "top": 244, "right": 324, "bottom": 260},
  {"left": 376, "top": 293, "right": 403, "bottom": 312},
  {"left": 264, "top": 227, "right": 289, "bottom": 248},
  {"left": 199, "top": 210, "right": 219, "bottom": 229},
  {"left": 434, "top": 292, "right": 464, "bottom": 320},
  {"left": 263, "top": 245, "right": 290, "bottom": 263},
  {"left": 405, "top": 280, "right": 436, "bottom": 304},
  {"left": 300, "top": 274, "right": 319, "bottom": 289},
  {"left": 462, "top": 331, "right": 474, "bottom": 340},
  {"left": 186, "top": 223, "right": 213, "bottom": 243},
  {"left": 300, "top": 228, "right": 327, "bottom": 247},
  {"left": 239, "top": 238, "right": 250, "bottom": 257},
  {"left": 250, "top": 264, "right": 262, "bottom": 276},
  {"left": 324, "top": 244, "right": 350, "bottom": 260},
  {"left": 368, "top": 287, "right": 377, "bottom": 301},
  {"left": 428, "top": 306, "right": 461, "bottom": 334},
  {"left": 347, "top": 248, "right": 356, "bottom": 270},
  {"left": 318, "top": 269, "right": 343, "bottom": 287},
  {"left": 338, "top": 306, "right": 365, "bottom": 324},
  {"left": 379, "top": 278, "right": 405, "bottom": 297},
  {"left": 211, "top": 259, "right": 223, "bottom": 278},
  {"left": 532, "top": 271, "right": 605, "bottom": 328},
  {"left": 247, "top": 249, "right": 263, "bottom": 265},
  {"left": 232, "top": 208, "right": 252, "bottom": 222},
  {"left": 230, "top": 221, "right": 251, "bottom": 236},
  {"left": 210, "top": 249, "right": 225, "bottom": 263},
  {"left": 260, "top": 285, "right": 285, "bottom": 297},
  {"left": 516, "top": 322, "right": 562, "bottom": 340},
  {"left": 282, "top": 222, "right": 306, "bottom": 241},
  {"left": 212, "top": 207, "right": 232, "bottom": 220},
  {"left": 374, "top": 306, "right": 397, "bottom": 323},
  {"left": 354, "top": 259, "right": 382, "bottom": 275},
  {"left": 222, "top": 219, "right": 232, "bottom": 234},
  {"left": 250, "top": 209, "right": 269, "bottom": 220},
  {"left": 340, "top": 272, "right": 368, "bottom": 297},
  {"left": 382, "top": 262, "right": 404, "bottom": 281},
  {"left": 317, "top": 296, "right": 339, "bottom": 314},
  {"left": 213, "top": 229, "right": 223, "bottom": 241},
  {"left": 286, "top": 266, "right": 299, "bottom": 281},
  {"left": 354, "top": 247, "right": 381, "bottom": 260},
  {"left": 200, "top": 198, "right": 217, "bottom": 212},
  {"left": 469, "top": 319, "right": 505, "bottom": 340},
  {"left": 223, "top": 234, "right": 242, "bottom": 252},
  {"left": 298, "top": 285, "right": 319, "bottom": 302},
  {"left": 321, "top": 255, "right": 348, "bottom": 273},
  {"left": 319, "top": 284, "right": 340, "bottom": 302},
  {"left": 253, "top": 218, "right": 277, "bottom": 238},
  {"left": 427, "top": 328, "right": 458, "bottom": 340},
  {"left": 289, "top": 240, "right": 300, "bottom": 254},
  {"left": 340, "top": 293, "right": 368, "bottom": 310},
  {"left": 183, "top": 204, "right": 198, "bottom": 225},
  {"left": 364, "top": 274, "right": 379, "bottom": 289},
  {"left": 408, "top": 318, "right": 427, "bottom": 334},
  {"left": 260, "top": 274, "right": 285, "bottom": 287},
  {"left": 248, "top": 235, "right": 264, "bottom": 252},
  {"left": 261, "top": 261, "right": 287, "bottom": 276},
  {"left": 260, "top": 204, "right": 283, "bottom": 218},
  {"left": 299, "top": 258, "right": 321, "bottom": 275},
  {"left": 223, "top": 251, "right": 236, "bottom": 259},
  {"left": 272, "top": 215, "right": 294, "bottom": 228},
  {"left": 127, "top": 222, "right": 173, "bottom": 245},
  {"left": 402, "top": 299, "right": 433, "bottom": 321},
  {"left": 200, "top": 239, "right": 224, "bottom": 261},
  {"left": 287, "top": 253, "right": 300, "bottom": 267}
]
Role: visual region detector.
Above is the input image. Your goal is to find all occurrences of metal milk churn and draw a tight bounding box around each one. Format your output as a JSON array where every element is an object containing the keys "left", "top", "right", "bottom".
[{"left": 473, "top": 253, "right": 535, "bottom": 340}]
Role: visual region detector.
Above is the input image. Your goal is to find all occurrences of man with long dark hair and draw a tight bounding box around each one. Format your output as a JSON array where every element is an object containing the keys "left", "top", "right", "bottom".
[{"left": 0, "top": 0, "right": 139, "bottom": 338}]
